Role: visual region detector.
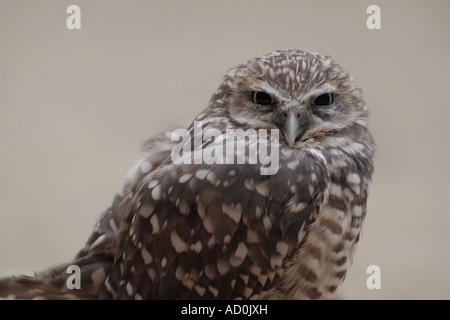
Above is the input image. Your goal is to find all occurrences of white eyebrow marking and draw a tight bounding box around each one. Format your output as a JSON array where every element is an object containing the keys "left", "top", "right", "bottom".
[
  {"left": 297, "top": 83, "right": 338, "bottom": 101},
  {"left": 249, "top": 82, "right": 284, "bottom": 97}
]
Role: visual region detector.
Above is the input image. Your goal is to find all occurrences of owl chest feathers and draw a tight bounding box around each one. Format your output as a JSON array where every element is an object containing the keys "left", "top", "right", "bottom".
[{"left": 268, "top": 138, "right": 373, "bottom": 299}]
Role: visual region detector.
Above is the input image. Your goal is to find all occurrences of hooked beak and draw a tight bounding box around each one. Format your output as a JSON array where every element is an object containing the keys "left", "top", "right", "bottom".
[{"left": 283, "top": 111, "right": 307, "bottom": 147}]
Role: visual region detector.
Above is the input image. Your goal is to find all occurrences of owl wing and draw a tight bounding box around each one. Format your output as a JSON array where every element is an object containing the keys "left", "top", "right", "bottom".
[{"left": 99, "top": 142, "right": 330, "bottom": 299}]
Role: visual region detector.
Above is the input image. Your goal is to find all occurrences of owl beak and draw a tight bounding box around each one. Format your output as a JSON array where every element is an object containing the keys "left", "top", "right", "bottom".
[{"left": 284, "top": 111, "right": 307, "bottom": 147}]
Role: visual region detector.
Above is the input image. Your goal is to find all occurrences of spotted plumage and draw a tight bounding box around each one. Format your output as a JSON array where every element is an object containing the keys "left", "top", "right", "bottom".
[{"left": 0, "top": 49, "right": 374, "bottom": 300}]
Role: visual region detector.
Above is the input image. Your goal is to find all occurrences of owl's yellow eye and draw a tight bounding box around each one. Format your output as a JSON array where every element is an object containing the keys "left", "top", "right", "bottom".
[
  {"left": 313, "top": 93, "right": 334, "bottom": 106},
  {"left": 252, "top": 91, "right": 273, "bottom": 105}
]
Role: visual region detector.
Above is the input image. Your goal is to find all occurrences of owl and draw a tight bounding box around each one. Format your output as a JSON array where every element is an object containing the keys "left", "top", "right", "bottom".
[{"left": 0, "top": 49, "right": 374, "bottom": 300}]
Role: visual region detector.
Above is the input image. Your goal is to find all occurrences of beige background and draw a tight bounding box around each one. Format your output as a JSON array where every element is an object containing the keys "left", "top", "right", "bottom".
[{"left": 0, "top": 0, "right": 449, "bottom": 299}]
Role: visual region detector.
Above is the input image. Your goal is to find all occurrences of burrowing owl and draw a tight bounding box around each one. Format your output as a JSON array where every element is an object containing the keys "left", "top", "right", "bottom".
[{"left": 0, "top": 49, "right": 374, "bottom": 299}]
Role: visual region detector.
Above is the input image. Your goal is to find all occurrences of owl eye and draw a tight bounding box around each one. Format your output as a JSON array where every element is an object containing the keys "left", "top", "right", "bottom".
[
  {"left": 252, "top": 91, "right": 274, "bottom": 105},
  {"left": 313, "top": 93, "right": 334, "bottom": 106}
]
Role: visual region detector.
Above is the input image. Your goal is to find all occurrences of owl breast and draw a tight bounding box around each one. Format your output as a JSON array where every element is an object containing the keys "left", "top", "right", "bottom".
[{"left": 266, "top": 137, "right": 372, "bottom": 300}]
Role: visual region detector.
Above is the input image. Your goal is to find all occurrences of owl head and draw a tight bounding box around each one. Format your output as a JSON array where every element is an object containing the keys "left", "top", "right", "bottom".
[{"left": 205, "top": 49, "right": 369, "bottom": 148}]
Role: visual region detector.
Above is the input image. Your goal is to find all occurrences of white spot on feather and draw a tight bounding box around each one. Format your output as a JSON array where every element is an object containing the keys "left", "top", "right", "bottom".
[
  {"left": 141, "top": 246, "right": 153, "bottom": 264},
  {"left": 182, "top": 278, "right": 194, "bottom": 290},
  {"left": 235, "top": 242, "right": 248, "bottom": 260},
  {"left": 194, "top": 241, "right": 202, "bottom": 253},
  {"left": 270, "top": 255, "right": 283, "bottom": 269},
  {"left": 206, "top": 171, "right": 217, "bottom": 185},
  {"left": 347, "top": 173, "right": 361, "bottom": 185},
  {"left": 255, "top": 180, "right": 269, "bottom": 196},
  {"left": 195, "top": 169, "right": 210, "bottom": 180},
  {"left": 179, "top": 173, "right": 192, "bottom": 183},
  {"left": 205, "top": 264, "right": 216, "bottom": 280},
  {"left": 353, "top": 205, "right": 362, "bottom": 217},
  {"left": 287, "top": 160, "right": 298, "bottom": 170},
  {"left": 126, "top": 282, "right": 133, "bottom": 296},
  {"left": 161, "top": 257, "right": 167, "bottom": 268},
  {"left": 244, "top": 179, "right": 254, "bottom": 190},
  {"left": 208, "top": 285, "right": 219, "bottom": 298},
  {"left": 247, "top": 229, "right": 259, "bottom": 243},
  {"left": 250, "top": 265, "right": 261, "bottom": 276},
  {"left": 258, "top": 274, "right": 268, "bottom": 285},
  {"left": 217, "top": 259, "right": 230, "bottom": 275},
  {"left": 255, "top": 206, "right": 262, "bottom": 219},
  {"left": 90, "top": 234, "right": 107, "bottom": 252},
  {"left": 151, "top": 185, "right": 162, "bottom": 200},
  {"left": 150, "top": 215, "right": 160, "bottom": 233},
  {"left": 175, "top": 266, "right": 186, "bottom": 281},
  {"left": 91, "top": 268, "right": 107, "bottom": 289},
  {"left": 329, "top": 183, "right": 342, "bottom": 197},
  {"left": 222, "top": 203, "right": 242, "bottom": 223},
  {"left": 276, "top": 241, "right": 289, "bottom": 258},
  {"left": 170, "top": 230, "right": 188, "bottom": 253},
  {"left": 140, "top": 161, "right": 153, "bottom": 174},
  {"left": 263, "top": 215, "right": 272, "bottom": 231},
  {"left": 148, "top": 180, "right": 159, "bottom": 189},
  {"left": 139, "top": 204, "right": 154, "bottom": 219},
  {"left": 194, "top": 285, "right": 206, "bottom": 297}
]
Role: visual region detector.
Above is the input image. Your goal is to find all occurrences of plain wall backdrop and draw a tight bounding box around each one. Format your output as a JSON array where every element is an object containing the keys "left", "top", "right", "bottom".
[{"left": 0, "top": 0, "right": 449, "bottom": 299}]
